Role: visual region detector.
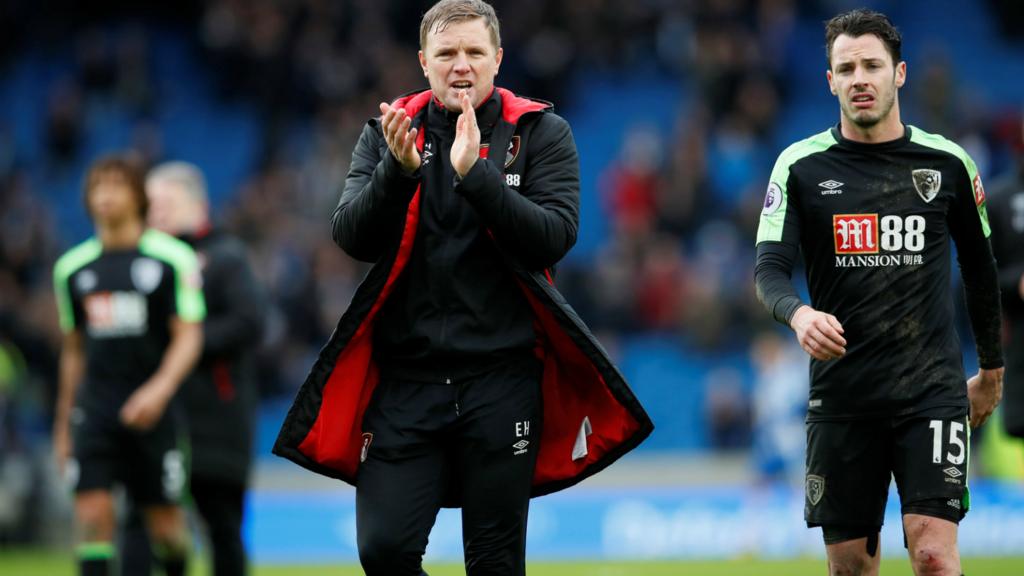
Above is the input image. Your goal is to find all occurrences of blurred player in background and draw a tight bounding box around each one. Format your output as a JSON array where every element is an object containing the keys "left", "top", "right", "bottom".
[
  {"left": 52, "top": 154, "right": 204, "bottom": 576},
  {"left": 989, "top": 116, "right": 1024, "bottom": 440},
  {"left": 272, "top": 0, "right": 652, "bottom": 574},
  {"left": 120, "top": 161, "right": 267, "bottom": 575},
  {"left": 754, "top": 9, "right": 1003, "bottom": 576}
]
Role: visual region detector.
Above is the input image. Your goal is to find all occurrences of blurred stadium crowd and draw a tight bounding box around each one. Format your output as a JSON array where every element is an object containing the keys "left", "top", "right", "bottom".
[{"left": 0, "top": 0, "right": 1022, "bottom": 544}]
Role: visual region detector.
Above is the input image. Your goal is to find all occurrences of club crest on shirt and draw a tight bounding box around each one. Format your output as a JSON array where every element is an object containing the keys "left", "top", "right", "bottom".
[
  {"left": 130, "top": 257, "right": 163, "bottom": 294},
  {"left": 505, "top": 136, "right": 521, "bottom": 168},
  {"left": 912, "top": 169, "right": 942, "bottom": 203},
  {"left": 76, "top": 269, "right": 98, "bottom": 293},
  {"left": 806, "top": 474, "right": 825, "bottom": 506}
]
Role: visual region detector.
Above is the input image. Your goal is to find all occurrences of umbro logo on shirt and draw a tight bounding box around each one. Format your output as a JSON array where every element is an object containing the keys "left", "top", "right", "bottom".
[{"left": 819, "top": 180, "right": 844, "bottom": 195}]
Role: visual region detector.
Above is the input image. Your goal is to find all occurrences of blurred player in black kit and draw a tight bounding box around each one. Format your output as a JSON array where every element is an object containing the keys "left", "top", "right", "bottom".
[
  {"left": 119, "top": 161, "right": 266, "bottom": 576},
  {"left": 755, "top": 9, "right": 1003, "bottom": 576},
  {"left": 988, "top": 116, "right": 1024, "bottom": 439},
  {"left": 53, "top": 154, "right": 205, "bottom": 576},
  {"left": 272, "top": 1, "right": 652, "bottom": 575}
]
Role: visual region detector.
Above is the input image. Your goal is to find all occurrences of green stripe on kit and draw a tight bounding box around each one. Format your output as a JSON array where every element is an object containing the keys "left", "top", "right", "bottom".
[
  {"left": 52, "top": 237, "right": 102, "bottom": 332},
  {"left": 76, "top": 541, "right": 115, "bottom": 560}
]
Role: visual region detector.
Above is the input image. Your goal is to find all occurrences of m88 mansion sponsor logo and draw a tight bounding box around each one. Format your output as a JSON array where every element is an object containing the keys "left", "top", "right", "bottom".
[
  {"left": 83, "top": 291, "right": 149, "bottom": 337},
  {"left": 832, "top": 213, "right": 926, "bottom": 268}
]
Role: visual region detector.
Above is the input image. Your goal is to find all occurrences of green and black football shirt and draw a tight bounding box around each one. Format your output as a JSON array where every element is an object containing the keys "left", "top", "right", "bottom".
[
  {"left": 755, "top": 125, "right": 1003, "bottom": 421},
  {"left": 53, "top": 228, "right": 206, "bottom": 415}
]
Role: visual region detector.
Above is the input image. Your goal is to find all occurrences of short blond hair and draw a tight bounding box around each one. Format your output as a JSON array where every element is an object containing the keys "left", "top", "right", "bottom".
[{"left": 419, "top": 0, "right": 501, "bottom": 51}]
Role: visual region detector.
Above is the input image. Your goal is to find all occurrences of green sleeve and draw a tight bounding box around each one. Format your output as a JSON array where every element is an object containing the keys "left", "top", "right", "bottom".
[
  {"left": 52, "top": 238, "right": 102, "bottom": 333},
  {"left": 139, "top": 230, "right": 207, "bottom": 322}
]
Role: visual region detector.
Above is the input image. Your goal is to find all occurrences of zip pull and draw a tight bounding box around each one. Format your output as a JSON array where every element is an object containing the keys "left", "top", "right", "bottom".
[{"left": 446, "top": 376, "right": 459, "bottom": 415}]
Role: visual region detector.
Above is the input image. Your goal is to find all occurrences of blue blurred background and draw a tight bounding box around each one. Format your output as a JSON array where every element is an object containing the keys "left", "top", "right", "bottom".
[{"left": 1, "top": 0, "right": 1023, "bottom": 562}]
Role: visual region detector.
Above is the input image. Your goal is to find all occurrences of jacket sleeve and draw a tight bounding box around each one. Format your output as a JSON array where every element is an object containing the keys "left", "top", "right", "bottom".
[
  {"left": 202, "top": 239, "right": 267, "bottom": 358},
  {"left": 987, "top": 180, "right": 1024, "bottom": 296},
  {"left": 949, "top": 164, "right": 1004, "bottom": 370},
  {"left": 455, "top": 113, "right": 580, "bottom": 270},
  {"left": 332, "top": 121, "right": 422, "bottom": 263}
]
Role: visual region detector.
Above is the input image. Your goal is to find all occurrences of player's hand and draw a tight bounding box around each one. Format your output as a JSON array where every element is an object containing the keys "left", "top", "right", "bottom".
[
  {"left": 451, "top": 90, "right": 480, "bottom": 178},
  {"left": 379, "top": 102, "right": 421, "bottom": 174},
  {"left": 789, "top": 305, "right": 847, "bottom": 361},
  {"left": 968, "top": 367, "right": 1003, "bottom": 428},
  {"left": 120, "top": 381, "right": 172, "bottom": 431}
]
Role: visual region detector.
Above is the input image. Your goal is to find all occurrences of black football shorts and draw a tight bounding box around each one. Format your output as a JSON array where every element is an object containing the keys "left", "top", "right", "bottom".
[
  {"left": 68, "top": 404, "right": 188, "bottom": 506},
  {"left": 805, "top": 405, "right": 970, "bottom": 533}
]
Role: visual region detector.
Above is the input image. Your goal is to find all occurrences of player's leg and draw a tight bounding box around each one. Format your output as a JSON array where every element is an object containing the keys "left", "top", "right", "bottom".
[
  {"left": 191, "top": 474, "right": 247, "bottom": 576},
  {"left": 356, "top": 377, "right": 452, "bottom": 576},
  {"left": 456, "top": 360, "right": 543, "bottom": 576},
  {"left": 69, "top": 411, "right": 120, "bottom": 576},
  {"left": 823, "top": 527, "right": 882, "bottom": 576},
  {"left": 141, "top": 504, "right": 189, "bottom": 576},
  {"left": 129, "top": 416, "right": 190, "bottom": 576},
  {"left": 894, "top": 408, "right": 969, "bottom": 576},
  {"left": 902, "top": 514, "right": 960, "bottom": 576},
  {"left": 806, "top": 419, "right": 892, "bottom": 576},
  {"left": 74, "top": 489, "right": 117, "bottom": 576},
  {"left": 118, "top": 497, "right": 154, "bottom": 576}
]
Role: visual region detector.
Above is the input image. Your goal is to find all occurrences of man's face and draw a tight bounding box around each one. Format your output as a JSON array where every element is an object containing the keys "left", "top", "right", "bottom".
[
  {"left": 88, "top": 173, "right": 140, "bottom": 227},
  {"left": 419, "top": 17, "right": 502, "bottom": 111},
  {"left": 147, "top": 179, "right": 201, "bottom": 236},
  {"left": 827, "top": 33, "right": 906, "bottom": 129}
]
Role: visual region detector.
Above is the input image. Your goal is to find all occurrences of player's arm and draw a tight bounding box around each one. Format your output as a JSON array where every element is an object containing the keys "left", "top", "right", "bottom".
[
  {"left": 949, "top": 164, "right": 1004, "bottom": 428},
  {"left": 52, "top": 254, "right": 86, "bottom": 471},
  {"left": 453, "top": 97, "right": 579, "bottom": 270},
  {"left": 120, "top": 317, "right": 202, "bottom": 430},
  {"left": 121, "top": 244, "right": 207, "bottom": 430},
  {"left": 332, "top": 109, "right": 422, "bottom": 263},
  {"left": 754, "top": 168, "right": 845, "bottom": 361},
  {"left": 54, "top": 330, "right": 84, "bottom": 472}
]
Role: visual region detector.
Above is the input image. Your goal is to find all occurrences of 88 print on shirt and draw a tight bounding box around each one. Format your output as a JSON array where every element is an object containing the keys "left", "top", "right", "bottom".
[{"left": 832, "top": 213, "right": 926, "bottom": 268}]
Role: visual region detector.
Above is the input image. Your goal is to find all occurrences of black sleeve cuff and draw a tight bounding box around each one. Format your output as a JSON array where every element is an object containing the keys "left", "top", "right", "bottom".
[
  {"left": 979, "top": 358, "right": 1005, "bottom": 370},
  {"left": 382, "top": 150, "right": 421, "bottom": 180},
  {"left": 779, "top": 297, "right": 805, "bottom": 325},
  {"left": 453, "top": 157, "right": 495, "bottom": 199}
]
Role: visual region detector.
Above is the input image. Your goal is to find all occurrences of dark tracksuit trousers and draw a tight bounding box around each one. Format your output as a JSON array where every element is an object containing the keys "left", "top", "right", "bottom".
[
  {"left": 120, "top": 476, "right": 246, "bottom": 576},
  {"left": 356, "top": 359, "right": 542, "bottom": 576}
]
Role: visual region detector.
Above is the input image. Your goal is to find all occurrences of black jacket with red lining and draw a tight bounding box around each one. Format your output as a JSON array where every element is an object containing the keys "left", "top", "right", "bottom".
[{"left": 273, "top": 87, "right": 653, "bottom": 500}]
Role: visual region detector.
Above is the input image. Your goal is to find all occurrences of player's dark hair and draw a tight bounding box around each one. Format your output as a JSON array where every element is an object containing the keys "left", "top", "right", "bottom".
[
  {"left": 83, "top": 152, "right": 149, "bottom": 221},
  {"left": 825, "top": 9, "right": 902, "bottom": 68},
  {"left": 420, "top": 0, "right": 500, "bottom": 51}
]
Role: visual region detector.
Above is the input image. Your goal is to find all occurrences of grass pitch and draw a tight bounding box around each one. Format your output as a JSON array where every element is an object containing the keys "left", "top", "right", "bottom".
[{"left": 2, "top": 552, "right": 1023, "bottom": 575}]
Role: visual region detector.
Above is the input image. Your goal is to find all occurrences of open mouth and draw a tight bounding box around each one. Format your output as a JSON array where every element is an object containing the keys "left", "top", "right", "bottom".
[
  {"left": 451, "top": 81, "right": 473, "bottom": 90},
  {"left": 851, "top": 93, "right": 875, "bottom": 108}
]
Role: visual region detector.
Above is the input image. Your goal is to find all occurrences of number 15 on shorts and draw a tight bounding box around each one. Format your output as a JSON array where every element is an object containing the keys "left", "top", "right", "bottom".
[{"left": 929, "top": 419, "right": 966, "bottom": 465}]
